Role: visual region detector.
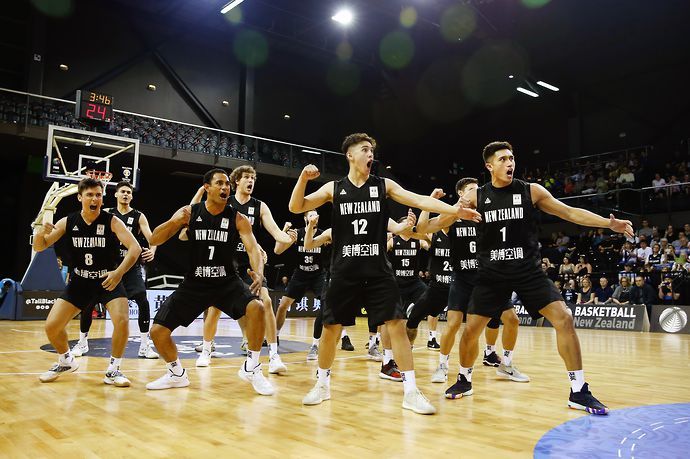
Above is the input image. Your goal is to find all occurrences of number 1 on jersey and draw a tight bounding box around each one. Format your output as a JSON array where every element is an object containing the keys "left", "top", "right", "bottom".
[{"left": 500, "top": 226, "right": 507, "bottom": 242}]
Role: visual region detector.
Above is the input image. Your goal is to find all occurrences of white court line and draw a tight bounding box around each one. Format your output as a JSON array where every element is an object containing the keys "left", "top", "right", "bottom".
[
  {"left": 637, "top": 433, "right": 646, "bottom": 440},
  {"left": 620, "top": 437, "right": 627, "bottom": 445},
  {"left": 0, "top": 350, "right": 46, "bottom": 354},
  {"left": 11, "top": 329, "right": 43, "bottom": 334},
  {"left": 631, "top": 443, "right": 636, "bottom": 452},
  {"left": 649, "top": 422, "right": 662, "bottom": 426},
  {"left": 652, "top": 425, "right": 664, "bottom": 431}
]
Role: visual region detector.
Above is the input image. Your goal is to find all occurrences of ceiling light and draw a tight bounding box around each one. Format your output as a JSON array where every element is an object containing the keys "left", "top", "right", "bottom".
[
  {"left": 537, "top": 80, "right": 559, "bottom": 91},
  {"left": 283, "top": 114, "right": 291, "bottom": 120},
  {"left": 332, "top": 8, "right": 354, "bottom": 25},
  {"left": 517, "top": 87, "right": 539, "bottom": 98},
  {"left": 302, "top": 149, "right": 321, "bottom": 155},
  {"left": 220, "top": 0, "right": 245, "bottom": 14},
  {"left": 508, "top": 75, "right": 514, "bottom": 79}
]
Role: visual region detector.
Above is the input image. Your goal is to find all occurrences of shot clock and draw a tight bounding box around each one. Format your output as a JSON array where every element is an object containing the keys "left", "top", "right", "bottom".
[{"left": 75, "top": 90, "right": 113, "bottom": 123}]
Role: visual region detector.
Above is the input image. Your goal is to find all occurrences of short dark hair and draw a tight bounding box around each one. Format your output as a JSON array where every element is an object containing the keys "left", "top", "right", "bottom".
[
  {"left": 204, "top": 168, "right": 229, "bottom": 185},
  {"left": 341, "top": 133, "right": 376, "bottom": 154},
  {"left": 229, "top": 165, "right": 256, "bottom": 190},
  {"left": 78, "top": 177, "right": 103, "bottom": 194},
  {"left": 455, "top": 177, "right": 478, "bottom": 193},
  {"left": 482, "top": 141, "right": 513, "bottom": 163},
  {"left": 115, "top": 181, "right": 133, "bottom": 192}
]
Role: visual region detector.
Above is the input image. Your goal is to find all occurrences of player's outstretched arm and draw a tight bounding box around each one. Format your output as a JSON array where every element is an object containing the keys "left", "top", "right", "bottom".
[
  {"left": 260, "top": 202, "right": 295, "bottom": 245},
  {"left": 104, "top": 217, "right": 142, "bottom": 291},
  {"left": 385, "top": 179, "right": 481, "bottom": 223},
  {"left": 151, "top": 205, "right": 192, "bottom": 246},
  {"left": 531, "top": 184, "right": 634, "bottom": 238},
  {"left": 32, "top": 217, "right": 67, "bottom": 252},
  {"left": 178, "top": 187, "right": 205, "bottom": 242},
  {"left": 305, "top": 226, "right": 332, "bottom": 251},
  {"left": 274, "top": 222, "right": 297, "bottom": 254},
  {"left": 237, "top": 212, "right": 264, "bottom": 296},
  {"left": 417, "top": 188, "right": 461, "bottom": 234},
  {"left": 288, "top": 165, "right": 334, "bottom": 213}
]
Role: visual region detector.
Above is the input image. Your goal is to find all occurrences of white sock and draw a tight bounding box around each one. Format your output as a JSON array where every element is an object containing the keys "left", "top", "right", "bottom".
[
  {"left": 202, "top": 340, "right": 212, "bottom": 353},
  {"left": 383, "top": 349, "right": 394, "bottom": 365},
  {"left": 79, "top": 332, "right": 88, "bottom": 342},
  {"left": 503, "top": 350, "right": 513, "bottom": 366},
  {"left": 568, "top": 370, "right": 585, "bottom": 392},
  {"left": 430, "top": 330, "right": 437, "bottom": 339},
  {"left": 268, "top": 343, "right": 278, "bottom": 358},
  {"left": 401, "top": 370, "right": 417, "bottom": 395},
  {"left": 140, "top": 332, "right": 149, "bottom": 346},
  {"left": 167, "top": 359, "right": 184, "bottom": 376},
  {"left": 375, "top": 332, "right": 381, "bottom": 343},
  {"left": 312, "top": 338, "right": 319, "bottom": 346},
  {"left": 317, "top": 367, "right": 331, "bottom": 387},
  {"left": 369, "top": 335, "right": 377, "bottom": 348},
  {"left": 459, "top": 365, "right": 473, "bottom": 382},
  {"left": 439, "top": 353, "right": 449, "bottom": 366},
  {"left": 59, "top": 351, "right": 73, "bottom": 364},
  {"left": 108, "top": 356, "right": 122, "bottom": 372},
  {"left": 341, "top": 328, "right": 348, "bottom": 338},
  {"left": 246, "top": 350, "right": 260, "bottom": 370},
  {"left": 485, "top": 344, "right": 495, "bottom": 355}
]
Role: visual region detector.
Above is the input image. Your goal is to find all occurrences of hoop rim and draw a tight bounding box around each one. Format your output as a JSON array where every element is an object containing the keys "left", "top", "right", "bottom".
[{"left": 84, "top": 170, "right": 114, "bottom": 181}]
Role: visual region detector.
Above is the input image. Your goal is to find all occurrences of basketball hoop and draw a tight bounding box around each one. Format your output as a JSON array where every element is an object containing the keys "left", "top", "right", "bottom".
[{"left": 85, "top": 170, "right": 113, "bottom": 195}]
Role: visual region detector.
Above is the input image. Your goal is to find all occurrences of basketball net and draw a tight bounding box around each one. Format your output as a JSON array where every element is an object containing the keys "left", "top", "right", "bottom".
[{"left": 85, "top": 170, "right": 114, "bottom": 195}]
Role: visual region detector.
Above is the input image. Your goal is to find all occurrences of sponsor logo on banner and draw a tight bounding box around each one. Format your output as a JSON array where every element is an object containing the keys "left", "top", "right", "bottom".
[
  {"left": 659, "top": 307, "right": 688, "bottom": 333},
  {"left": 513, "top": 304, "right": 539, "bottom": 326},
  {"left": 21, "top": 291, "right": 62, "bottom": 320},
  {"left": 544, "top": 303, "right": 645, "bottom": 331}
]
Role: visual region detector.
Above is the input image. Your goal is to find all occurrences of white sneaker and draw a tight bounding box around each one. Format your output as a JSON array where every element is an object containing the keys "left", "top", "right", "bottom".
[
  {"left": 196, "top": 350, "right": 211, "bottom": 367},
  {"left": 39, "top": 359, "right": 80, "bottom": 382},
  {"left": 138, "top": 343, "right": 159, "bottom": 359},
  {"left": 71, "top": 340, "right": 88, "bottom": 357},
  {"left": 238, "top": 363, "right": 275, "bottom": 395},
  {"left": 367, "top": 343, "right": 383, "bottom": 362},
  {"left": 146, "top": 369, "right": 190, "bottom": 390},
  {"left": 268, "top": 354, "right": 287, "bottom": 374},
  {"left": 302, "top": 382, "right": 330, "bottom": 405},
  {"left": 104, "top": 369, "right": 131, "bottom": 387},
  {"left": 306, "top": 344, "right": 318, "bottom": 361},
  {"left": 402, "top": 388, "right": 437, "bottom": 415},
  {"left": 431, "top": 363, "right": 448, "bottom": 383},
  {"left": 496, "top": 363, "right": 530, "bottom": 382}
]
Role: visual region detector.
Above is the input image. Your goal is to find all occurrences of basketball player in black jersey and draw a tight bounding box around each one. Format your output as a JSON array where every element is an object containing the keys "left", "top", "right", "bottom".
[
  {"left": 33, "top": 177, "right": 142, "bottom": 386},
  {"left": 72, "top": 181, "right": 159, "bottom": 359},
  {"left": 417, "top": 182, "right": 526, "bottom": 387},
  {"left": 451, "top": 142, "right": 632, "bottom": 414},
  {"left": 191, "top": 166, "right": 294, "bottom": 373},
  {"left": 146, "top": 169, "right": 274, "bottom": 395},
  {"left": 289, "top": 132, "right": 481, "bottom": 414}
]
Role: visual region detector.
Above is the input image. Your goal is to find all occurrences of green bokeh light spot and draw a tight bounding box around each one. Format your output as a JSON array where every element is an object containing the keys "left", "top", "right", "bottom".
[
  {"left": 379, "top": 31, "right": 415, "bottom": 70},
  {"left": 440, "top": 5, "right": 477, "bottom": 42},
  {"left": 233, "top": 30, "right": 269, "bottom": 68},
  {"left": 31, "top": 0, "right": 73, "bottom": 17},
  {"left": 400, "top": 7, "right": 418, "bottom": 28},
  {"left": 336, "top": 41, "right": 353, "bottom": 61},
  {"left": 521, "top": 0, "right": 552, "bottom": 9}
]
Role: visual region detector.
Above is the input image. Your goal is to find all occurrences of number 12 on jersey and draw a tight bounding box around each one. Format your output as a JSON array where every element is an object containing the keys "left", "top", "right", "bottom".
[{"left": 352, "top": 218, "right": 368, "bottom": 235}]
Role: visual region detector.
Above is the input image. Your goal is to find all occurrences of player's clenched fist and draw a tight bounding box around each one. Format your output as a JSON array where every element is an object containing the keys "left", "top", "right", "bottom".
[{"left": 301, "top": 165, "right": 320, "bottom": 181}]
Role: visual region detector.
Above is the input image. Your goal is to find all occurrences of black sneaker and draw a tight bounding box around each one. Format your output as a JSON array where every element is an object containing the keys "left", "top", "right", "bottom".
[
  {"left": 482, "top": 351, "right": 501, "bottom": 367},
  {"left": 568, "top": 383, "right": 609, "bottom": 415},
  {"left": 262, "top": 339, "right": 268, "bottom": 347},
  {"left": 427, "top": 337, "right": 440, "bottom": 350},
  {"left": 445, "top": 374, "right": 473, "bottom": 399},
  {"left": 341, "top": 335, "right": 355, "bottom": 351}
]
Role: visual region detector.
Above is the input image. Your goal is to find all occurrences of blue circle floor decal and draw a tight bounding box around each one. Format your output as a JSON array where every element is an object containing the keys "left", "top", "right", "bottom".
[
  {"left": 534, "top": 403, "right": 690, "bottom": 459},
  {"left": 40, "top": 336, "right": 310, "bottom": 359}
]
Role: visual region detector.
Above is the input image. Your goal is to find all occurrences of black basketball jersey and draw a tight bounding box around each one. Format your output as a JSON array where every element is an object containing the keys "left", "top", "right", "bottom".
[
  {"left": 185, "top": 203, "right": 240, "bottom": 283},
  {"left": 476, "top": 179, "right": 540, "bottom": 276},
  {"left": 295, "top": 227, "right": 324, "bottom": 273},
  {"left": 230, "top": 195, "right": 262, "bottom": 267},
  {"left": 64, "top": 211, "right": 119, "bottom": 279},
  {"left": 390, "top": 236, "right": 421, "bottom": 285},
  {"left": 448, "top": 220, "right": 479, "bottom": 284},
  {"left": 107, "top": 207, "right": 149, "bottom": 263},
  {"left": 428, "top": 230, "right": 453, "bottom": 288},
  {"left": 330, "top": 175, "right": 392, "bottom": 278}
]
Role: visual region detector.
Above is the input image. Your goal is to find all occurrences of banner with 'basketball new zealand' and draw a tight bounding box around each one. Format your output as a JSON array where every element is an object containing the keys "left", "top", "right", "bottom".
[
  {"left": 543, "top": 303, "right": 647, "bottom": 331},
  {"left": 650, "top": 305, "right": 690, "bottom": 334}
]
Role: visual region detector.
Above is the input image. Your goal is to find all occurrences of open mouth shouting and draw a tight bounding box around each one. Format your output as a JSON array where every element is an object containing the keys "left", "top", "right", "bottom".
[
  {"left": 366, "top": 159, "right": 373, "bottom": 170},
  {"left": 220, "top": 192, "right": 229, "bottom": 200},
  {"left": 89, "top": 205, "right": 98, "bottom": 211}
]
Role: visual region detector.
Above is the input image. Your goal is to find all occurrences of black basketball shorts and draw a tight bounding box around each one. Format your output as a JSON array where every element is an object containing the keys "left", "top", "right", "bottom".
[
  {"left": 447, "top": 272, "right": 477, "bottom": 314},
  {"left": 60, "top": 276, "right": 127, "bottom": 311},
  {"left": 397, "top": 278, "right": 427, "bottom": 306},
  {"left": 286, "top": 270, "right": 327, "bottom": 301},
  {"left": 153, "top": 277, "right": 258, "bottom": 331},
  {"left": 406, "top": 285, "right": 449, "bottom": 329},
  {"left": 122, "top": 265, "right": 146, "bottom": 297},
  {"left": 471, "top": 267, "right": 561, "bottom": 319},
  {"left": 324, "top": 274, "right": 405, "bottom": 327}
]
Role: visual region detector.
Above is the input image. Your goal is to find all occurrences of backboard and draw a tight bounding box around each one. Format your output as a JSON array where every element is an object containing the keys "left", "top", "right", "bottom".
[{"left": 44, "top": 125, "right": 140, "bottom": 190}]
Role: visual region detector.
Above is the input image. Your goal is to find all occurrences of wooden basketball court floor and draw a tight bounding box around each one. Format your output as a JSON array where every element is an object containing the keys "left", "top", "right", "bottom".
[{"left": 1, "top": 317, "right": 688, "bottom": 458}]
